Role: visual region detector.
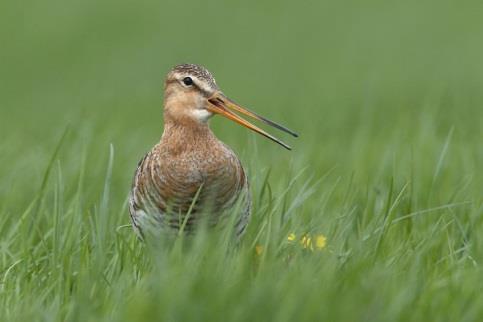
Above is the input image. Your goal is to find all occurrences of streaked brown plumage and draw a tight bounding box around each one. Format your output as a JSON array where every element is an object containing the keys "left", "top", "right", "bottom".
[{"left": 129, "top": 64, "right": 297, "bottom": 238}]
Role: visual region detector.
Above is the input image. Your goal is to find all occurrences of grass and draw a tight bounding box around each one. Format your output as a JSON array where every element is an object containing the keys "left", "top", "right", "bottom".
[{"left": 1, "top": 0, "right": 483, "bottom": 321}]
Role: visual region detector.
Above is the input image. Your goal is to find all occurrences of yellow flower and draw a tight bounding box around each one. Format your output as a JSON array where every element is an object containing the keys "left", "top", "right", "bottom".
[
  {"left": 300, "top": 235, "right": 313, "bottom": 250},
  {"left": 315, "top": 234, "right": 327, "bottom": 250},
  {"left": 255, "top": 244, "right": 264, "bottom": 256},
  {"left": 286, "top": 232, "right": 327, "bottom": 251}
]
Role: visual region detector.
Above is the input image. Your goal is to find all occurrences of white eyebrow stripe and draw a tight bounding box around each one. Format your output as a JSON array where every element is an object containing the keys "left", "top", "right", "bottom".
[
  {"left": 193, "top": 77, "right": 213, "bottom": 93},
  {"left": 173, "top": 72, "right": 215, "bottom": 94}
]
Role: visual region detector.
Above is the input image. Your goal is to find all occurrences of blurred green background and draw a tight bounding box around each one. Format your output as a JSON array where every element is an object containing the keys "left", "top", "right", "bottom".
[
  {"left": 1, "top": 0, "right": 483, "bottom": 202},
  {"left": 1, "top": 0, "right": 483, "bottom": 321}
]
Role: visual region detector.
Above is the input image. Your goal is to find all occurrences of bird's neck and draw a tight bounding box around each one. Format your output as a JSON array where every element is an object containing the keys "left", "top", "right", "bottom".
[{"left": 160, "top": 117, "right": 218, "bottom": 155}]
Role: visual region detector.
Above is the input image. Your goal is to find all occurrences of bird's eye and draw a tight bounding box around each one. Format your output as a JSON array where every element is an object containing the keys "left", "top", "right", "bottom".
[{"left": 183, "top": 77, "right": 193, "bottom": 86}]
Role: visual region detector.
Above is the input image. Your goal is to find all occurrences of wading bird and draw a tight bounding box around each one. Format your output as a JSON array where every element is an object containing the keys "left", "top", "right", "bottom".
[{"left": 129, "top": 64, "right": 297, "bottom": 238}]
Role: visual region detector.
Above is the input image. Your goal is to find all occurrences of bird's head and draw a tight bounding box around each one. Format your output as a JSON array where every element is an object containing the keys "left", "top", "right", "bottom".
[{"left": 163, "top": 63, "right": 298, "bottom": 150}]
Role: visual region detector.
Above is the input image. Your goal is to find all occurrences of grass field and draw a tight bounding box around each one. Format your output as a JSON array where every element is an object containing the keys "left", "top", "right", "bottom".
[{"left": 1, "top": 0, "right": 483, "bottom": 321}]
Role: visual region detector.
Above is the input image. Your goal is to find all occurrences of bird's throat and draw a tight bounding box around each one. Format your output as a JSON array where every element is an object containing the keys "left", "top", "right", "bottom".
[{"left": 161, "top": 119, "right": 218, "bottom": 155}]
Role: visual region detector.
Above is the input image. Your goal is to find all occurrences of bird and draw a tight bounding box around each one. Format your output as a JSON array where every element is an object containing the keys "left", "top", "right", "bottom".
[{"left": 129, "top": 63, "right": 298, "bottom": 238}]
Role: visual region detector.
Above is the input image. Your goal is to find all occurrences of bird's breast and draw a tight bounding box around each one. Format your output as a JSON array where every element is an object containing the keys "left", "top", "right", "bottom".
[
  {"left": 136, "top": 141, "right": 247, "bottom": 218},
  {"left": 129, "top": 125, "right": 251, "bottom": 235}
]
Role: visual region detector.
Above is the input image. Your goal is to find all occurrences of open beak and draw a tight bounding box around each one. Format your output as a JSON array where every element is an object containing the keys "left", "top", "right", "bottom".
[{"left": 207, "top": 92, "right": 298, "bottom": 150}]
